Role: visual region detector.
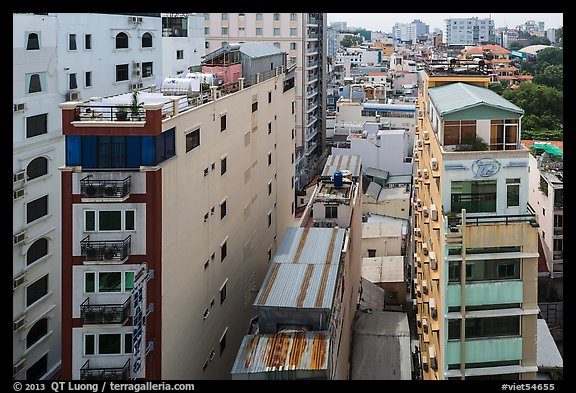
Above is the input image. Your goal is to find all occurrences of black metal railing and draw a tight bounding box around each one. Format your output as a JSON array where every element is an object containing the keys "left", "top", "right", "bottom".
[
  {"left": 80, "top": 358, "right": 130, "bottom": 380},
  {"left": 80, "top": 297, "right": 131, "bottom": 325},
  {"left": 80, "top": 175, "right": 132, "bottom": 198},
  {"left": 80, "top": 235, "right": 132, "bottom": 262},
  {"left": 448, "top": 214, "right": 538, "bottom": 227},
  {"left": 74, "top": 105, "right": 147, "bottom": 122}
]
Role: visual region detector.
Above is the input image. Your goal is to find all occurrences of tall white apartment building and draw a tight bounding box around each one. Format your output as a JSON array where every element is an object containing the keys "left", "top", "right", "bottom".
[
  {"left": 160, "top": 13, "right": 205, "bottom": 77},
  {"left": 13, "top": 12, "right": 164, "bottom": 380},
  {"left": 444, "top": 17, "right": 495, "bottom": 46},
  {"left": 203, "top": 13, "right": 327, "bottom": 191}
]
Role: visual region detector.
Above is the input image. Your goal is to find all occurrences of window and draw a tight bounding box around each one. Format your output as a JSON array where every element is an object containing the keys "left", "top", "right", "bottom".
[
  {"left": 221, "top": 240, "right": 227, "bottom": 262},
  {"left": 268, "top": 181, "right": 272, "bottom": 195},
  {"left": 290, "top": 13, "right": 297, "bottom": 21},
  {"left": 27, "top": 72, "right": 44, "bottom": 94},
  {"left": 85, "top": 34, "right": 91, "bottom": 49},
  {"left": 142, "top": 62, "right": 153, "bottom": 78},
  {"left": 291, "top": 28, "right": 297, "bottom": 36},
  {"left": 84, "top": 210, "right": 135, "bottom": 232},
  {"left": 506, "top": 178, "right": 520, "bottom": 207},
  {"left": 451, "top": 180, "right": 496, "bottom": 213},
  {"left": 115, "top": 64, "right": 129, "bottom": 82},
  {"left": 268, "top": 212, "right": 272, "bottom": 227},
  {"left": 268, "top": 122, "right": 272, "bottom": 134},
  {"left": 221, "top": 13, "right": 228, "bottom": 21},
  {"left": 27, "top": 195, "right": 48, "bottom": 224},
  {"left": 221, "top": 114, "right": 227, "bottom": 132},
  {"left": 176, "top": 50, "right": 184, "bottom": 59},
  {"left": 69, "top": 73, "right": 78, "bottom": 90},
  {"left": 26, "top": 32, "right": 40, "bottom": 50},
  {"left": 554, "top": 214, "right": 563, "bottom": 229},
  {"left": 124, "top": 333, "right": 132, "bottom": 354},
  {"left": 221, "top": 157, "right": 227, "bottom": 175},
  {"left": 274, "top": 28, "right": 280, "bottom": 36},
  {"left": 290, "top": 56, "right": 297, "bottom": 64},
  {"left": 448, "top": 259, "right": 520, "bottom": 282},
  {"left": 448, "top": 316, "right": 520, "bottom": 340},
  {"left": 26, "top": 319, "right": 48, "bottom": 349},
  {"left": 27, "top": 238, "right": 48, "bottom": 266},
  {"left": 98, "top": 272, "right": 122, "bottom": 292},
  {"left": 292, "top": 176, "right": 294, "bottom": 189},
  {"left": 220, "top": 200, "right": 227, "bottom": 220},
  {"left": 220, "top": 329, "right": 227, "bottom": 355},
  {"left": 273, "top": 42, "right": 280, "bottom": 48},
  {"left": 326, "top": 206, "right": 338, "bottom": 219},
  {"left": 115, "top": 32, "right": 128, "bottom": 49},
  {"left": 256, "top": 13, "right": 263, "bottom": 21},
  {"left": 291, "top": 153, "right": 294, "bottom": 164},
  {"left": 252, "top": 101, "right": 258, "bottom": 112},
  {"left": 142, "top": 32, "right": 152, "bottom": 48},
  {"left": 268, "top": 248, "right": 272, "bottom": 262},
  {"left": 256, "top": 28, "right": 263, "bottom": 36},
  {"left": 368, "top": 249, "right": 376, "bottom": 258},
  {"left": 205, "top": 41, "right": 210, "bottom": 49},
  {"left": 27, "top": 157, "right": 48, "bottom": 180},
  {"left": 542, "top": 208, "right": 546, "bottom": 216},
  {"left": 99, "top": 333, "right": 122, "bottom": 354},
  {"left": 26, "top": 353, "right": 47, "bottom": 380},
  {"left": 222, "top": 27, "right": 229, "bottom": 35},
  {"left": 290, "top": 42, "right": 297, "bottom": 50},
  {"left": 85, "top": 71, "right": 92, "bottom": 88},
  {"left": 268, "top": 153, "right": 272, "bottom": 166},
  {"left": 274, "top": 13, "right": 280, "bottom": 21},
  {"left": 220, "top": 281, "right": 227, "bottom": 304},
  {"left": 186, "top": 129, "right": 200, "bottom": 152},
  {"left": 204, "top": 27, "right": 210, "bottom": 35},
  {"left": 125, "top": 271, "right": 135, "bottom": 291},
  {"left": 69, "top": 34, "right": 77, "bottom": 50},
  {"left": 490, "top": 119, "right": 518, "bottom": 150},
  {"left": 26, "top": 275, "right": 48, "bottom": 307},
  {"left": 204, "top": 13, "right": 210, "bottom": 20},
  {"left": 443, "top": 120, "right": 477, "bottom": 146}
]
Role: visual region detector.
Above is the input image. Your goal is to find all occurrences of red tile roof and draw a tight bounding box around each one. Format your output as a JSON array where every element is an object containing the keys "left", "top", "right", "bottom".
[{"left": 368, "top": 72, "right": 386, "bottom": 76}]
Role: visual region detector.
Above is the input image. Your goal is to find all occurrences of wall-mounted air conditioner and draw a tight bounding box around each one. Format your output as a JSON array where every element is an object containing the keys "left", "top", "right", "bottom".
[
  {"left": 422, "top": 205, "right": 429, "bottom": 218},
  {"left": 431, "top": 157, "right": 438, "bottom": 171},
  {"left": 423, "top": 130, "right": 429, "bottom": 140},
  {"left": 13, "top": 170, "right": 26, "bottom": 183},
  {"left": 13, "top": 188, "right": 25, "bottom": 201},
  {"left": 423, "top": 168, "right": 429, "bottom": 179},
  {"left": 13, "top": 103, "right": 27, "bottom": 112},
  {"left": 13, "top": 273, "right": 26, "bottom": 290},
  {"left": 13, "top": 359, "right": 26, "bottom": 377},
  {"left": 14, "top": 231, "right": 26, "bottom": 246},
  {"left": 13, "top": 315, "right": 25, "bottom": 332},
  {"left": 429, "top": 297, "right": 437, "bottom": 319},
  {"left": 422, "top": 280, "right": 428, "bottom": 294},
  {"left": 429, "top": 251, "right": 437, "bottom": 270},
  {"left": 422, "top": 243, "right": 429, "bottom": 256},
  {"left": 66, "top": 91, "right": 80, "bottom": 101},
  {"left": 430, "top": 204, "right": 438, "bottom": 221}
]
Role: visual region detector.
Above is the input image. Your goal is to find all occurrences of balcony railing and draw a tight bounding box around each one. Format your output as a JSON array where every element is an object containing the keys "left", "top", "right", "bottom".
[
  {"left": 447, "top": 213, "right": 539, "bottom": 227},
  {"left": 80, "top": 358, "right": 130, "bottom": 380},
  {"left": 80, "top": 235, "right": 132, "bottom": 262},
  {"left": 80, "top": 297, "right": 131, "bottom": 325},
  {"left": 80, "top": 175, "right": 131, "bottom": 199},
  {"left": 74, "top": 105, "right": 147, "bottom": 122}
]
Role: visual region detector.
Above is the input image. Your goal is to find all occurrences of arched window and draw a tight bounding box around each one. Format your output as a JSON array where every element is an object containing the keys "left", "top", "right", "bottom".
[
  {"left": 27, "top": 157, "right": 48, "bottom": 180},
  {"left": 142, "top": 32, "right": 152, "bottom": 48},
  {"left": 115, "top": 32, "right": 128, "bottom": 49},
  {"left": 26, "top": 319, "right": 48, "bottom": 349},
  {"left": 27, "top": 238, "right": 48, "bottom": 266},
  {"left": 27, "top": 33, "right": 40, "bottom": 50}
]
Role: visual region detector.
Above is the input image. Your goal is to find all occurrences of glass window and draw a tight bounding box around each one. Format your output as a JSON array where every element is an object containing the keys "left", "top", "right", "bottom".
[
  {"left": 506, "top": 178, "right": 520, "bottom": 207},
  {"left": 124, "top": 333, "right": 132, "bottom": 354},
  {"left": 26, "top": 275, "right": 48, "bottom": 307},
  {"left": 451, "top": 180, "right": 496, "bottom": 213},
  {"left": 220, "top": 282, "right": 227, "bottom": 303},
  {"left": 448, "top": 316, "right": 520, "bottom": 340},
  {"left": 490, "top": 119, "right": 518, "bottom": 150},
  {"left": 291, "top": 13, "right": 297, "bottom": 21},
  {"left": 125, "top": 272, "right": 135, "bottom": 291},
  {"left": 274, "top": 28, "right": 280, "bottom": 36},
  {"left": 85, "top": 210, "right": 95, "bottom": 231},
  {"left": 26, "top": 353, "right": 47, "bottom": 380},
  {"left": 326, "top": 206, "right": 338, "bottom": 219},
  {"left": 186, "top": 129, "right": 200, "bottom": 152},
  {"left": 69, "top": 73, "right": 78, "bottom": 90},
  {"left": 221, "top": 241, "right": 227, "bottom": 262},
  {"left": 368, "top": 249, "right": 376, "bottom": 258},
  {"left": 27, "top": 157, "right": 48, "bottom": 180},
  {"left": 85, "top": 272, "right": 95, "bottom": 293},
  {"left": 221, "top": 114, "right": 226, "bottom": 131},
  {"left": 291, "top": 28, "right": 297, "bottom": 36},
  {"left": 176, "top": 50, "right": 184, "bottom": 59},
  {"left": 268, "top": 153, "right": 272, "bottom": 166},
  {"left": 85, "top": 71, "right": 92, "bottom": 88},
  {"left": 256, "top": 28, "right": 263, "bottom": 36},
  {"left": 204, "top": 13, "right": 210, "bottom": 20},
  {"left": 99, "top": 333, "right": 121, "bottom": 354},
  {"left": 220, "top": 331, "right": 226, "bottom": 355},
  {"left": 204, "top": 27, "right": 210, "bottom": 35},
  {"left": 274, "top": 14, "right": 280, "bottom": 21},
  {"left": 268, "top": 212, "right": 272, "bottom": 227},
  {"left": 256, "top": 13, "right": 263, "bottom": 21},
  {"left": 273, "top": 42, "right": 280, "bottom": 48},
  {"left": 85, "top": 34, "right": 91, "bottom": 49},
  {"left": 125, "top": 210, "right": 135, "bottom": 231},
  {"left": 27, "top": 238, "right": 48, "bottom": 266},
  {"left": 222, "top": 27, "right": 228, "bottom": 35},
  {"left": 268, "top": 182, "right": 272, "bottom": 195},
  {"left": 142, "top": 32, "right": 152, "bottom": 48},
  {"left": 220, "top": 200, "right": 227, "bottom": 220},
  {"left": 69, "top": 34, "right": 77, "bottom": 50},
  {"left": 290, "top": 42, "right": 297, "bottom": 50},
  {"left": 252, "top": 102, "right": 258, "bottom": 112},
  {"left": 27, "top": 195, "right": 48, "bottom": 223},
  {"left": 27, "top": 32, "right": 40, "bottom": 50},
  {"left": 221, "top": 157, "right": 227, "bottom": 175},
  {"left": 27, "top": 73, "right": 43, "bottom": 94},
  {"left": 26, "top": 318, "right": 48, "bottom": 349},
  {"left": 221, "top": 13, "right": 228, "bottom": 21},
  {"left": 142, "top": 62, "right": 153, "bottom": 78},
  {"left": 116, "top": 64, "right": 129, "bottom": 82},
  {"left": 84, "top": 334, "right": 95, "bottom": 355},
  {"left": 99, "top": 211, "right": 122, "bottom": 231},
  {"left": 115, "top": 32, "right": 128, "bottom": 49},
  {"left": 98, "top": 272, "right": 122, "bottom": 292},
  {"left": 448, "top": 259, "right": 520, "bottom": 282}
]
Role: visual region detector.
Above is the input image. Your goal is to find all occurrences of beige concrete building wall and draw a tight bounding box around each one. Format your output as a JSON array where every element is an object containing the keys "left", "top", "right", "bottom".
[{"left": 159, "top": 74, "right": 295, "bottom": 379}]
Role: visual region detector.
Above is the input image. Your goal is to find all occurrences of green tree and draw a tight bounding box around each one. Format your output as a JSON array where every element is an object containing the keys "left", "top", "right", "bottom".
[
  {"left": 340, "top": 35, "right": 362, "bottom": 48},
  {"left": 502, "top": 83, "right": 563, "bottom": 129},
  {"left": 487, "top": 81, "right": 507, "bottom": 95},
  {"left": 536, "top": 47, "right": 563, "bottom": 70},
  {"left": 534, "top": 64, "right": 563, "bottom": 90},
  {"left": 508, "top": 41, "right": 523, "bottom": 51}
]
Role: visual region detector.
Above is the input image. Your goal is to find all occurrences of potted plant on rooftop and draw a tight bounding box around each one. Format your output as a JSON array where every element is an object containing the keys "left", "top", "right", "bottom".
[
  {"left": 129, "top": 90, "right": 144, "bottom": 120},
  {"left": 115, "top": 104, "right": 129, "bottom": 121}
]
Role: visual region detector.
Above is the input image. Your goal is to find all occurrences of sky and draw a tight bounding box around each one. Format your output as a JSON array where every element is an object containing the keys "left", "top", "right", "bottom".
[{"left": 327, "top": 13, "right": 564, "bottom": 33}]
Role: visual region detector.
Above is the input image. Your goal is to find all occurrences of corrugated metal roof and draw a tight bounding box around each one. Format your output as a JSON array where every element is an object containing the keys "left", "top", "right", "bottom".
[
  {"left": 363, "top": 167, "right": 389, "bottom": 180},
  {"left": 365, "top": 182, "right": 382, "bottom": 200},
  {"left": 428, "top": 82, "right": 524, "bottom": 116},
  {"left": 536, "top": 319, "right": 563, "bottom": 369},
  {"left": 351, "top": 311, "right": 411, "bottom": 380},
  {"left": 239, "top": 42, "right": 284, "bottom": 58},
  {"left": 231, "top": 331, "right": 330, "bottom": 375},
  {"left": 362, "top": 103, "right": 416, "bottom": 112},
  {"left": 322, "top": 154, "right": 362, "bottom": 178},
  {"left": 254, "top": 228, "right": 346, "bottom": 309}
]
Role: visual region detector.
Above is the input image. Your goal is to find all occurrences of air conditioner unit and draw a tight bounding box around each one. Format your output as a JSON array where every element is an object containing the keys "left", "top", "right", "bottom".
[
  {"left": 422, "top": 280, "right": 428, "bottom": 294},
  {"left": 422, "top": 205, "right": 429, "bottom": 218},
  {"left": 423, "top": 168, "right": 429, "bottom": 179},
  {"left": 416, "top": 315, "right": 421, "bottom": 327},
  {"left": 429, "top": 298, "right": 437, "bottom": 319},
  {"left": 430, "top": 204, "right": 438, "bottom": 221},
  {"left": 13, "top": 103, "right": 26, "bottom": 112},
  {"left": 421, "top": 355, "right": 429, "bottom": 371},
  {"left": 431, "top": 157, "right": 438, "bottom": 171},
  {"left": 429, "top": 251, "right": 437, "bottom": 270},
  {"left": 13, "top": 315, "right": 25, "bottom": 332},
  {"left": 422, "top": 317, "right": 428, "bottom": 333},
  {"left": 417, "top": 139, "right": 423, "bottom": 148},
  {"left": 417, "top": 198, "right": 422, "bottom": 208},
  {"left": 313, "top": 222, "right": 320, "bottom": 227},
  {"left": 133, "top": 62, "right": 141, "bottom": 68},
  {"left": 417, "top": 169, "right": 421, "bottom": 178},
  {"left": 417, "top": 256, "right": 421, "bottom": 267},
  {"left": 416, "top": 285, "right": 421, "bottom": 297},
  {"left": 66, "top": 91, "right": 80, "bottom": 101},
  {"left": 422, "top": 243, "right": 429, "bottom": 256},
  {"left": 414, "top": 151, "right": 419, "bottom": 159},
  {"left": 130, "top": 82, "right": 143, "bottom": 91},
  {"left": 13, "top": 231, "right": 26, "bottom": 246},
  {"left": 13, "top": 188, "right": 25, "bottom": 201},
  {"left": 13, "top": 170, "right": 26, "bottom": 183},
  {"left": 13, "top": 273, "right": 26, "bottom": 290},
  {"left": 325, "top": 222, "right": 333, "bottom": 228},
  {"left": 423, "top": 131, "right": 429, "bottom": 140},
  {"left": 13, "top": 359, "right": 26, "bottom": 377},
  {"left": 137, "top": 17, "right": 143, "bottom": 23}
]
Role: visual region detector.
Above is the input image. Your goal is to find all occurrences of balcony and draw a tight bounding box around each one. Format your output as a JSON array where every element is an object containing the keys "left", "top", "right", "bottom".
[
  {"left": 80, "top": 175, "right": 131, "bottom": 200},
  {"left": 80, "top": 297, "right": 130, "bottom": 325},
  {"left": 75, "top": 105, "right": 147, "bottom": 122},
  {"left": 80, "top": 358, "right": 130, "bottom": 380},
  {"left": 81, "top": 235, "right": 132, "bottom": 263},
  {"left": 446, "top": 337, "right": 522, "bottom": 366}
]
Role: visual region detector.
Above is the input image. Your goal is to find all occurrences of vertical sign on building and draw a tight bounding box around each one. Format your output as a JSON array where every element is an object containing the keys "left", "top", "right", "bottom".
[{"left": 131, "top": 265, "right": 147, "bottom": 379}]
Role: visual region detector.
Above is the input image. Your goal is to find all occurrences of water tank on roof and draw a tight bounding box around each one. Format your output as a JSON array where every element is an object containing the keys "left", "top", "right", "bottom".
[
  {"left": 184, "top": 72, "right": 218, "bottom": 86},
  {"left": 161, "top": 77, "right": 200, "bottom": 95},
  {"left": 333, "top": 171, "right": 343, "bottom": 188}
]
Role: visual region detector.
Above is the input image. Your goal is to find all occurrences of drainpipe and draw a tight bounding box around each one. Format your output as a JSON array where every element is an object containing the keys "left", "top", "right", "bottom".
[{"left": 460, "top": 208, "right": 466, "bottom": 380}]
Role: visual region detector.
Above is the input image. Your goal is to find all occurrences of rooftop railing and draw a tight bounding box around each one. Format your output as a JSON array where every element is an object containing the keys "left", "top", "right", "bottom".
[
  {"left": 80, "top": 175, "right": 131, "bottom": 199},
  {"left": 80, "top": 358, "right": 130, "bottom": 380}
]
